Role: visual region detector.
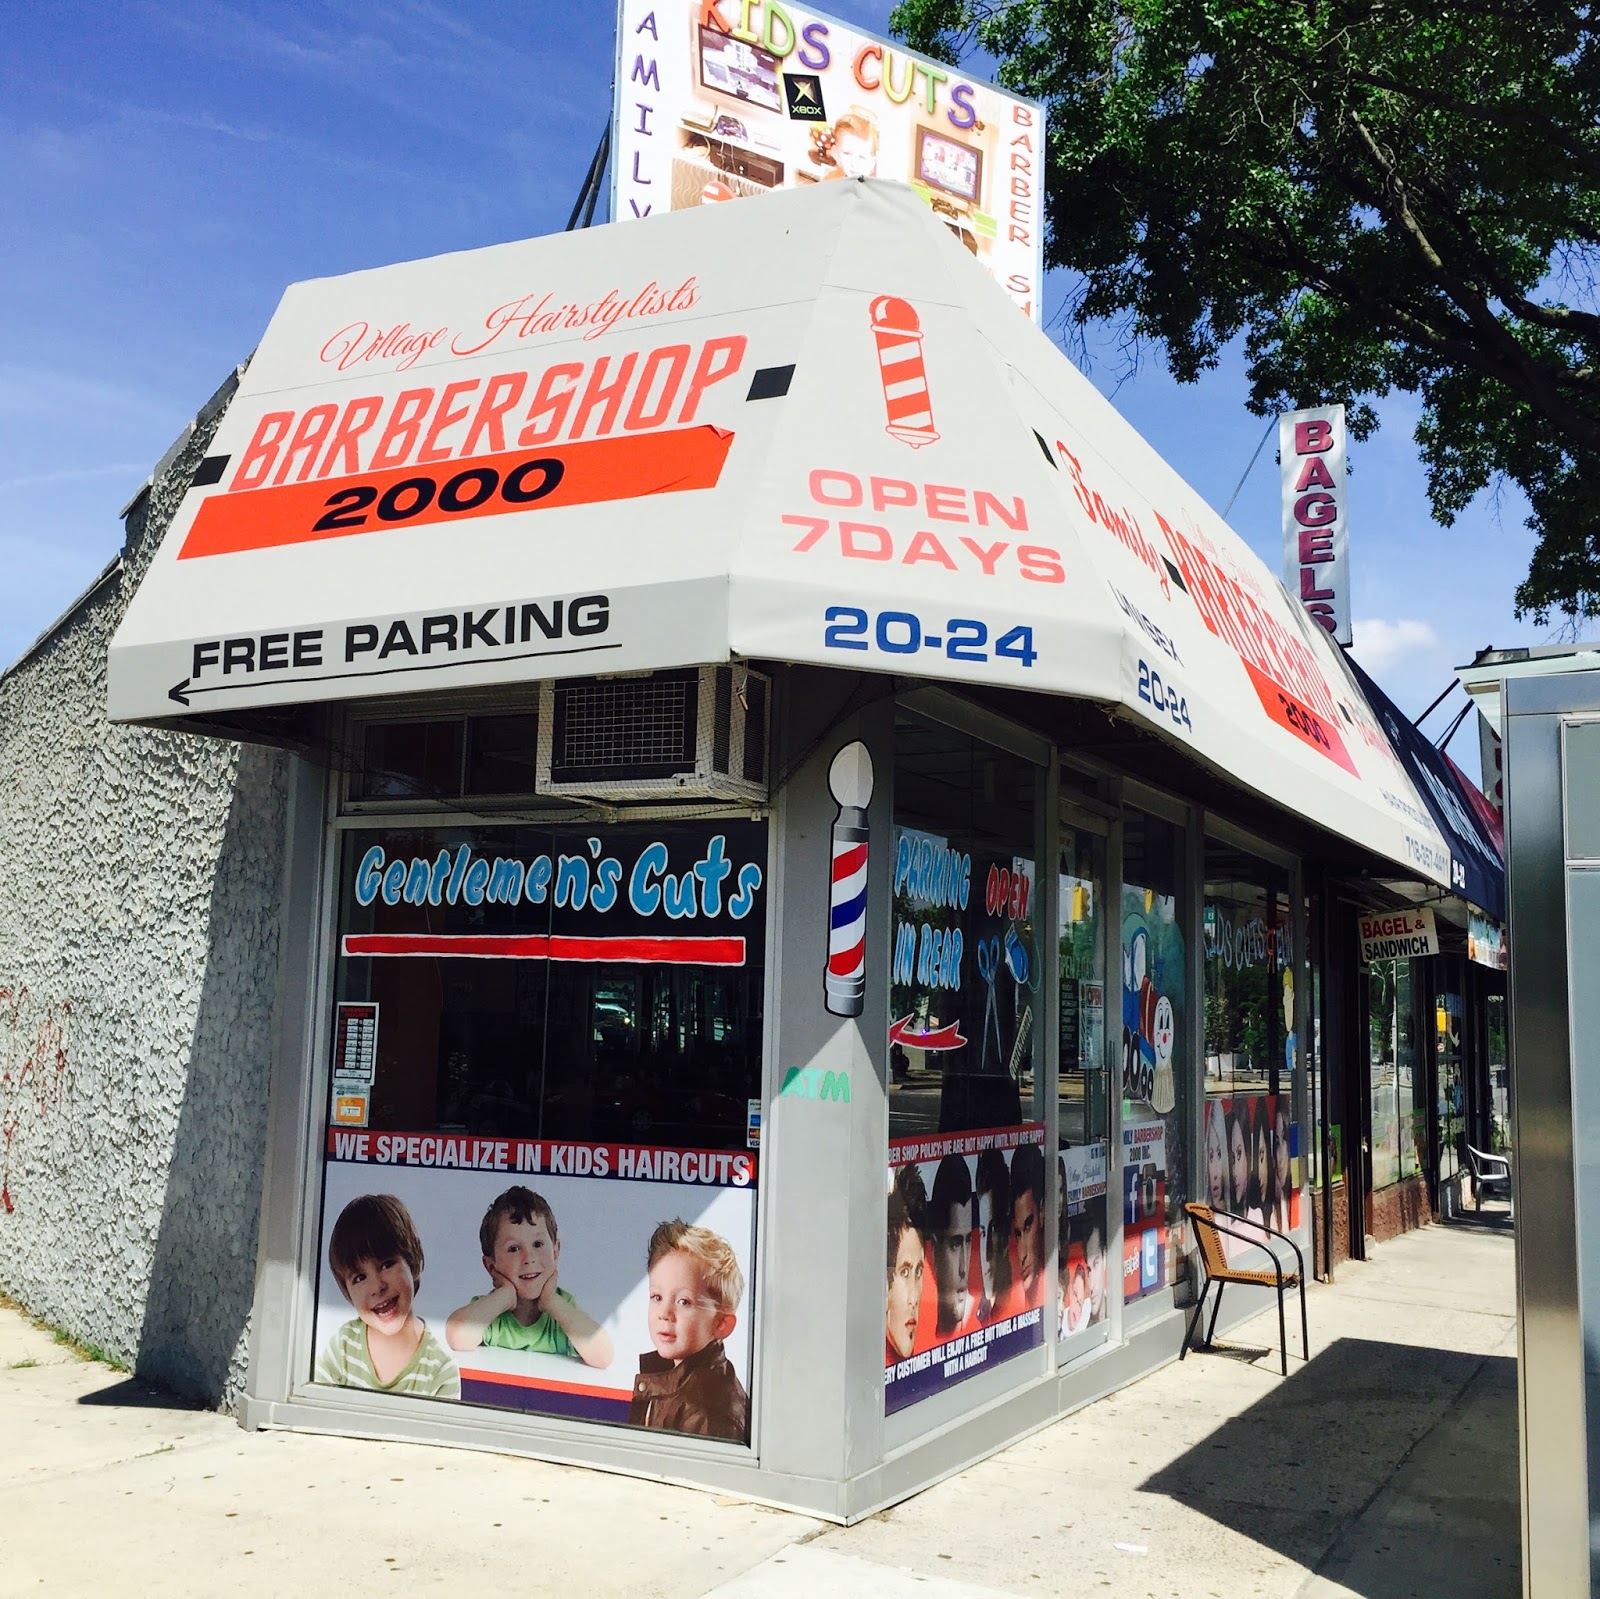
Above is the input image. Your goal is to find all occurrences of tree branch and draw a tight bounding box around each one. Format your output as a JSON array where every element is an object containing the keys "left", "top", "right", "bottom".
[
  {"left": 1251, "top": 210, "right": 1600, "bottom": 436},
  {"left": 1316, "top": 117, "right": 1600, "bottom": 441},
  {"left": 1258, "top": 33, "right": 1600, "bottom": 185},
  {"left": 1382, "top": 165, "right": 1600, "bottom": 351}
]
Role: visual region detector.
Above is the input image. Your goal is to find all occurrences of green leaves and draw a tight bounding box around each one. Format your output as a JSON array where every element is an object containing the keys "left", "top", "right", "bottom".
[{"left": 893, "top": 0, "right": 1600, "bottom": 618}]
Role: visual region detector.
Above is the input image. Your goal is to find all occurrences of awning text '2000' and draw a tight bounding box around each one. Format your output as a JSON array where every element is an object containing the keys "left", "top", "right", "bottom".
[{"left": 179, "top": 428, "right": 732, "bottom": 558}]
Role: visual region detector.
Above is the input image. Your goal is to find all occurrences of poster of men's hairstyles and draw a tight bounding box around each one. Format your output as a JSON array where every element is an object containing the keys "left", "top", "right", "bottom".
[
  {"left": 884, "top": 1125, "right": 1047, "bottom": 1414},
  {"left": 1203, "top": 1093, "right": 1300, "bottom": 1264}
]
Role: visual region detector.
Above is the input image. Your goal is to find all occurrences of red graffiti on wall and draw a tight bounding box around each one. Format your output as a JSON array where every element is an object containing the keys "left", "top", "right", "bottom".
[{"left": 0, "top": 988, "right": 72, "bottom": 1215}]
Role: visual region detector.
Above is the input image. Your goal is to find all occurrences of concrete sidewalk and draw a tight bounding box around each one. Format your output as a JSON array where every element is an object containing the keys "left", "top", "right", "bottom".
[{"left": 0, "top": 1216, "right": 1517, "bottom": 1599}]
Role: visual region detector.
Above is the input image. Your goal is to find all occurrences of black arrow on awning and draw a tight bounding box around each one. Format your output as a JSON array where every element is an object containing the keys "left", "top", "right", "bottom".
[{"left": 166, "top": 638, "right": 622, "bottom": 709}]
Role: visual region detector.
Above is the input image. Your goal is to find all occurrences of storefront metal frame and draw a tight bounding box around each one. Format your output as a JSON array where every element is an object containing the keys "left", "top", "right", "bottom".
[
  {"left": 1056, "top": 788, "right": 1118, "bottom": 1368},
  {"left": 309, "top": 690, "right": 781, "bottom": 1471},
  {"left": 880, "top": 687, "right": 1061, "bottom": 1457},
  {"left": 1502, "top": 674, "right": 1600, "bottom": 1595},
  {"left": 237, "top": 668, "right": 1340, "bottom": 1520},
  {"left": 245, "top": 704, "right": 798, "bottom": 1505}
]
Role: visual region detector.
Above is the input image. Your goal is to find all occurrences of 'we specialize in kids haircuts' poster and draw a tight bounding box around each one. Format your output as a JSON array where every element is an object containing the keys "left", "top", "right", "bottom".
[
  {"left": 313, "top": 1152, "right": 756, "bottom": 1442},
  {"left": 311, "top": 820, "right": 766, "bottom": 1446},
  {"left": 885, "top": 1124, "right": 1047, "bottom": 1414}
]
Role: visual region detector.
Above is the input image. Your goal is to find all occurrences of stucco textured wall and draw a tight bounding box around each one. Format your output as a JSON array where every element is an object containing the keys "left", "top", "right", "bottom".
[{"left": 0, "top": 385, "right": 290, "bottom": 1409}]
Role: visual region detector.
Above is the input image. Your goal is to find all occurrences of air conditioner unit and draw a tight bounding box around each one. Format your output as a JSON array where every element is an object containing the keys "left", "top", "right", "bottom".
[{"left": 536, "top": 667, "right": 770, "bottom": 803}]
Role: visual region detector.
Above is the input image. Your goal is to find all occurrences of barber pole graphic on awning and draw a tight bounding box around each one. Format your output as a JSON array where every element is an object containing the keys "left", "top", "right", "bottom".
[
  {"left": 870, "top": 296, "right": 940, "bottom": 449},
  {"left": 825, "top": 741, "right": 874, "bottom": 1017}
]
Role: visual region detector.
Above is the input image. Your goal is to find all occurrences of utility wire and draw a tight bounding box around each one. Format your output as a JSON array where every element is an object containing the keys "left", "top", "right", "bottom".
[
  {"left": 566, "top": 122, "right": 612, "bottom": 232},
  {"left": 1222, "top": 414, "right": 1277, "bottom": 520},
  {"left": 1224, "top": 292, "right": 1312, "bottom": 522},
  {"left": 1434, "top": 698, "right": 1474, "bottom": 751},
  {"left": 1412, "top": 680, "right": 1459, "bottom": 730}
]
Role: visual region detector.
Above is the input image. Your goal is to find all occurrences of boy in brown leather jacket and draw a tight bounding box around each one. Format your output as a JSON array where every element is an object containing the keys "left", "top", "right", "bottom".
[{"left": 628, "top": 1219, "right": 749, "bottom": 1442}]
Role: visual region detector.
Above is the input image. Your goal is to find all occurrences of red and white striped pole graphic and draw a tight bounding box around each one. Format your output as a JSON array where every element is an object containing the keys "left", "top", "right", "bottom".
[
  {"left": 869, "top": 295, "right": 940, "bottom": 449},
  {"left": 825, "top": 740, "right": 874, "bottom": 1017}
]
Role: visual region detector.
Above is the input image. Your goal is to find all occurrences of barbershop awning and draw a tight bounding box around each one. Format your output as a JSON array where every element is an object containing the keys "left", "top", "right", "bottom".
[
  {"left": 1348, "top": 657, "right": 1505, "bottom": 919},
  {"left": 108, "top": 179, "right": 1448, "bottom": 885}
]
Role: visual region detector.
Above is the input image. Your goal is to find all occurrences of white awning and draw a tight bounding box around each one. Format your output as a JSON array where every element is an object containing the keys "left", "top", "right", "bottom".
[{"left": 108, "top": 179, "right": 1447, "bottom": 883}]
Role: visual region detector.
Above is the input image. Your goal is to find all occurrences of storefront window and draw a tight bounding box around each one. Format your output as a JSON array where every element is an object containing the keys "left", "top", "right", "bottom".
[
  {"left": 1305, "top": 896, "right": 1333, "bottom": 1190},
  {"left": 1201, "top": 844, "right": 1299, "bottom": 1237},
  {"left": 1367, "top": 958, "right": 1414, "bottom": 1189},
  {"left": 1487, "top": 994, "right": 1509, "bottom": 1149},
  {"left": 1121, "top": 808, "right": 1189, "bottom": 1303},
  {"left": 312, "top": 818, "right": 766, "bottom": 1444},
  {"left": 351, "top": 712, "right": 546, "bottom": 802},
  {"left": 1436, "top": 988, "right": 1465, "bottom": 1183},
  {"left": 885, "top": 712, "right": 1045, "bottom": 1414},
  {"left": 1058, "top": 823, "right": 1109, "bottom": 1345}
]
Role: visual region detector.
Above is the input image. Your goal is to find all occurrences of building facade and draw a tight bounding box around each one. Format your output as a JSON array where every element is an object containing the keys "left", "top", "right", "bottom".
[{"left": 0, "top": 182, "right": 1461, "bottom": 1518}]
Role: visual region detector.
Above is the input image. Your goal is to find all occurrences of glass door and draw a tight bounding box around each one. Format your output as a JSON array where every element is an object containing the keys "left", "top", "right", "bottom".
[
  {"left": 1486, "top": 991, "right": 1509, "bottom": 1150},
  {"left": 884, "top": 710, "right": 1047, "bottom": 1421},
  {"left": 1120, "top": 807, "right": 1190, "bottom": 1323},
  {"left": 1435, "top": 974, "right": 1465, "bottom": 1190},
  {"left": 1058, "top": 814, "right": 1111, "bottom": 1358},
  {"left": 1201, "top": 840, "right": 1299, "bottom": 1272}
]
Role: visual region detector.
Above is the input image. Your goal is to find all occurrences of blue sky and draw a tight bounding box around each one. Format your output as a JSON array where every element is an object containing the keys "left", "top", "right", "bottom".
[{"left": 2, "top": 0, "right": 1551, "bottom": 771}]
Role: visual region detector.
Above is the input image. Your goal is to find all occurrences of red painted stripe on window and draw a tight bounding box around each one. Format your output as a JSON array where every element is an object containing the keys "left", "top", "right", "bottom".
[{"left": 340, "top": 932, "right": 746, "bottom": 965}]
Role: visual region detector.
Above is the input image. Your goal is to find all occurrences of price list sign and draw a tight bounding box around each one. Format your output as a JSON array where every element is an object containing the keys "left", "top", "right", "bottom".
[{"left": 331, "top": 1001, "right": 379, "bottom": 1126}]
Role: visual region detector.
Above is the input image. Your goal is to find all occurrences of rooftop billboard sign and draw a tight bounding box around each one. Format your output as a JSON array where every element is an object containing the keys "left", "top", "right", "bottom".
[{"left": 611, "top": 0, "right": 1045, "bottom": 322}]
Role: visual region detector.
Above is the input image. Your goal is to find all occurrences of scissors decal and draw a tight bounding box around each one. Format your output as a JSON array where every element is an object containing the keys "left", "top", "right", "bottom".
[{"left": 976, "top": 935, "right": 1004, "bottom": 1072}]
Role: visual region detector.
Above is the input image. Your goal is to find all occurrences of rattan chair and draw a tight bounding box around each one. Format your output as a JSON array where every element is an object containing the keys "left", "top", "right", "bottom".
[{"left": 1179, "top": 1202, "right": 1308, "bottom": 1376}]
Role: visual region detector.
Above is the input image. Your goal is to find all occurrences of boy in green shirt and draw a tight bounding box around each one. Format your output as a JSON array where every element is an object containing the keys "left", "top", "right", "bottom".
[
  {"left": 316, "top": 1193, "right": 459, "bottom": 1399},
  {"left": 445, "top": 1184, "right": 614, "bottom": 1368}
]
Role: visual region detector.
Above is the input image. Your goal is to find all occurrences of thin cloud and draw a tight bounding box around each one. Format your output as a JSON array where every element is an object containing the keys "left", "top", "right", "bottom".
[
  {"left": 1351, "top": 616, "right": 1441, "bottom": 676},
  {"left": 62, "top": 97, "right": 464, "bottom": 188},
  {"left": 0, "top": 462, "right": 146, "bottom": 494},
  {"left": 149, "top": 2, "right": 559, "bottom": 111},
  {"left": 0, "top": 363, "right": 173, "bottom": 423}
]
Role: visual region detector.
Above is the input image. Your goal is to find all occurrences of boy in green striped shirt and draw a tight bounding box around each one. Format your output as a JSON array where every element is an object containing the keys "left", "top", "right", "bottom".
[
  {"left": 316, "top": 1193, "right": 460, "bottom": 1399},
  {"left": 445, "top": 1185, "right": 613, "bottom": 1369}
]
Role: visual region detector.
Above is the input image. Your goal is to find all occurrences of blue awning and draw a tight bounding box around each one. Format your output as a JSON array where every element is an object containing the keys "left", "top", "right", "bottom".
[{"left": 1349, "top": 658, "right": 1504, "bottom": 921}]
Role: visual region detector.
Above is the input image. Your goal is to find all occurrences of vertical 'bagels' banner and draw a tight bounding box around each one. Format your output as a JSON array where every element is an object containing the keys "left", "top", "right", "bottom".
[{"left": 1279, "top": 404, "right": 1351, "bottom": 647}]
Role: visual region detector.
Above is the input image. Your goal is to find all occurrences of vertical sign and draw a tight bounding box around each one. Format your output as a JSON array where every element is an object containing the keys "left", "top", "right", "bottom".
[{"left": 1280, "top": 404, "right": 1351, "bottom": 646}]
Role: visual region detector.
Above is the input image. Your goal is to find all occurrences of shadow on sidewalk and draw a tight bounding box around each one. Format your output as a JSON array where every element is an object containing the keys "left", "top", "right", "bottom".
[
  {"left": 1442, "top": 1208, "right": 1516, "bottom": 1236},
  {"left": 77, "top": 1374, "right": 207, "bottom": 1410},
  {"left": 1139, "top": 1337, "right": 1519, "bottom": 1597}
]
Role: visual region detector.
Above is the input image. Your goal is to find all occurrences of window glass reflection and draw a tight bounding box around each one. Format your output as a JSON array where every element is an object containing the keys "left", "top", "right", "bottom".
[{"left": 1121, "top": 809, "right": 1188, "bottom": 1299}]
